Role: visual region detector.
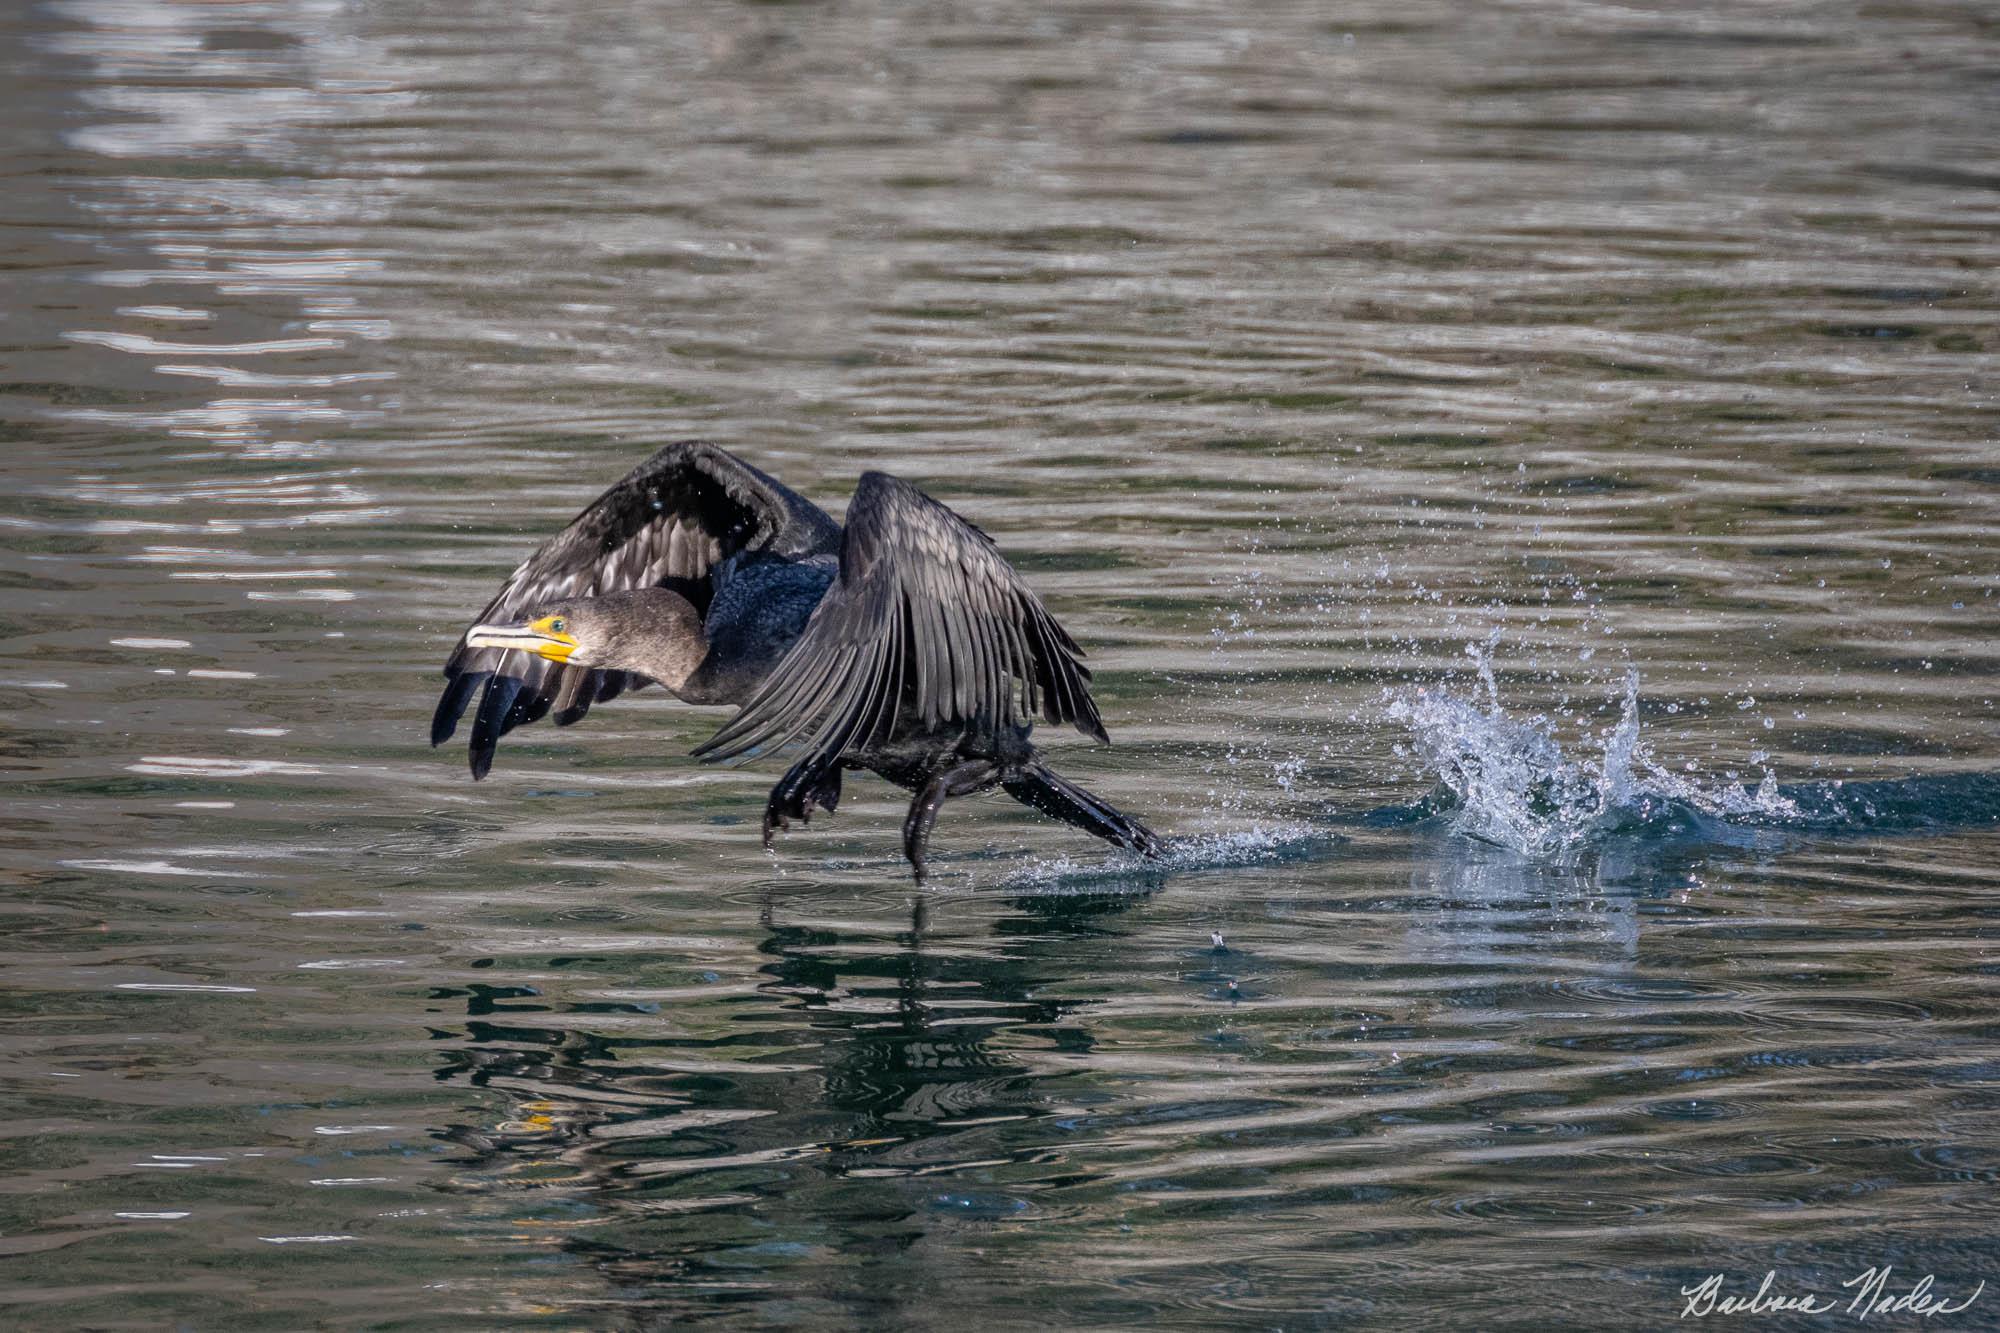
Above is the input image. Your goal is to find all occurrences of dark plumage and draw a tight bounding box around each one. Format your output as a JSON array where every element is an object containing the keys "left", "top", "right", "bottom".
[{"left": 432, "top": 441, "right": 1162, "bottom": 880}]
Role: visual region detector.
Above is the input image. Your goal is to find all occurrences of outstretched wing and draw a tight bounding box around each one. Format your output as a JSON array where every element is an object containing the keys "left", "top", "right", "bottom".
[
  {"left": 434, "top": 440, "right": 840, "bottom": 777},
  {"left": 693, "top": 471, "right": 1106, "bottom": 770}
]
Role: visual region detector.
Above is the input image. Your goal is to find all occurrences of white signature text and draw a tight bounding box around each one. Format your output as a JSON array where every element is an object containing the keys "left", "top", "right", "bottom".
[{"left": 1680, "top": 1268, "right": 1984, "bottom": 1321}]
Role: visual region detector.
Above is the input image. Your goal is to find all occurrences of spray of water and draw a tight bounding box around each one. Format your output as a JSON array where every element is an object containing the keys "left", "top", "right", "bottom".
[{"left": 1387, "top": 637, "right": 1798, "bottom": 857}]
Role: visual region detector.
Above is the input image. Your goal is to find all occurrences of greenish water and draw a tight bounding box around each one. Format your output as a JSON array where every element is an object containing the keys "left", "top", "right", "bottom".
[{"left": 3, "top": 1, "right": 1998, "bottom": 1328}]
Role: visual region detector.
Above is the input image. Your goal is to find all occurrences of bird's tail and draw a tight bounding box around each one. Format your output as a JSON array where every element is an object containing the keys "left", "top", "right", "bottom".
[{"left": 1002, "top": 760, "right": 1164, "bottom": 857}]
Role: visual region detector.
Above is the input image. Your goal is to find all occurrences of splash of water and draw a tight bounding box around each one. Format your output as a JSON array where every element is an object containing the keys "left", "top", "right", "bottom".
[
  {"left": 998, "top": 824, "right": 1344, "bottom": 893},
  {"left": 1386, "top": 641, "right": 1797, "bottom": 857}
]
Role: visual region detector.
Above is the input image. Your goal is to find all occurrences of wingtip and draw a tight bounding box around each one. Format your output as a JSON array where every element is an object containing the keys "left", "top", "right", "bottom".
[{"left": 431, "top": 670, "right": 486, "bottom": 747}]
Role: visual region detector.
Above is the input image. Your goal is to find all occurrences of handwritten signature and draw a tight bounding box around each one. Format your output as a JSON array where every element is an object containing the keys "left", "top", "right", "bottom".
[{"left": 1682, "top": 1268, "right": 1984, "bottom": 1320}]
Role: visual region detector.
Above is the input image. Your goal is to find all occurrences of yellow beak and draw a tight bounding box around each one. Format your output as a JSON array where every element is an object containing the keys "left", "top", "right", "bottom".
[{"left": 465, "top": 615, "right": 579, "bottom": 663}]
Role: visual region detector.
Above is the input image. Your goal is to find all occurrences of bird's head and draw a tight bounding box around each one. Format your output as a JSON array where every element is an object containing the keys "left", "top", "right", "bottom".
[
  {"left": 463, "top": 590, "right": 705, "bottom": 687},
  {"left": 464, "top": 602, "right": 589, "bottom": 664}
]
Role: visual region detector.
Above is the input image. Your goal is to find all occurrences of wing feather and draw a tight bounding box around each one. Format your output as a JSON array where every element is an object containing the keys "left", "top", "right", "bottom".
[{"left": 694, "top": 471, "right": 1108, "bottom": 770}]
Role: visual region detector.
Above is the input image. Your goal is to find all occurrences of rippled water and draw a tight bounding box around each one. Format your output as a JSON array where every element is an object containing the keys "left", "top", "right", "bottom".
[{"left": 5, "top": 1, "right": 1999, "bottom": 1326}]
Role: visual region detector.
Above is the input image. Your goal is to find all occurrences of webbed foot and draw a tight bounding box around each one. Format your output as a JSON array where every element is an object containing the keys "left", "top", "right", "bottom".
[{"left": 761, "top": 762, "right": 844, "bottom": 850}]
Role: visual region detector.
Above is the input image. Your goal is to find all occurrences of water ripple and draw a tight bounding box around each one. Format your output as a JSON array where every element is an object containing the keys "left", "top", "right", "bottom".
[{"left": 1, "top": 0, "right": 1995, "bottom": 1325}]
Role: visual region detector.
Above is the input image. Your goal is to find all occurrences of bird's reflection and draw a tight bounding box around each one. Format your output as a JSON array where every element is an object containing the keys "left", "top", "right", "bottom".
[
  {"left": 749, "top": 893, "right": 1122, "bottom": 1127},
  {"left": 430, "top": 887, "right": 1149, "bottom": 1301}
]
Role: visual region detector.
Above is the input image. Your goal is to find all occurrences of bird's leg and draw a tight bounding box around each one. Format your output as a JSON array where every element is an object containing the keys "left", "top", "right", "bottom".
[
  {"left": 1000, "top": 760, "right": 1165, "bottom": 858},
  {"left": 762, "top": 757, "right": 842, "bottom": 849},
  {"left": 901, "top": 758, "right": 1001, "bottom": 884}
]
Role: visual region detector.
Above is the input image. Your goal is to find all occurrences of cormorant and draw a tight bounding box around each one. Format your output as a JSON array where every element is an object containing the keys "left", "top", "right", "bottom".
[{"left": 431, "top": 441, "right": 1163, "bottom": 881}]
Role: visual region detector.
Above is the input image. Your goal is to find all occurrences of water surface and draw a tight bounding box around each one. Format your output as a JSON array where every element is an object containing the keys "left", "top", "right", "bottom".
[{"left": 3, "top": 1, "right": 1999, "bottom": 1327}]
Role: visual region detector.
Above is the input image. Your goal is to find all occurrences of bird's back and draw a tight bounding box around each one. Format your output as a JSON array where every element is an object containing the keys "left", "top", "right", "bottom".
[{"left": 680, "top": 552, "right": 838, "bottom": 705}]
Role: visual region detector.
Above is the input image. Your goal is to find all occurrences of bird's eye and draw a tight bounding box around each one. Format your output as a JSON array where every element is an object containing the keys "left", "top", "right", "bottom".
[{"left": 549, "top": 617, "right": 566, "bottom": 634}]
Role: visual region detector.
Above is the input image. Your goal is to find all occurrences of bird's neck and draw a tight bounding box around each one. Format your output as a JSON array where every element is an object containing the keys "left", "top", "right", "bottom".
[{"left": 610, "top": 590, "right": 709, "bottom": 695}]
